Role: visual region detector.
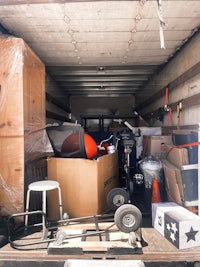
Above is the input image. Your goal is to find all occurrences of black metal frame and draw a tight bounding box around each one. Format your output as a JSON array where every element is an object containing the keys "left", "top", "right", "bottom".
[
  {"left": 7, "top": 211, "right": 116, "bottom": 249},
  {"left": 81, "top": 114, "right": 139, "bottom": 132}
]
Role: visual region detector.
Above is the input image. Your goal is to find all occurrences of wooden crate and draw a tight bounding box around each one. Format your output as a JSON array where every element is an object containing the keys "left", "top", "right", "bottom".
[{"left": 0, "top": 37, "right": 46, "bottom": 216}]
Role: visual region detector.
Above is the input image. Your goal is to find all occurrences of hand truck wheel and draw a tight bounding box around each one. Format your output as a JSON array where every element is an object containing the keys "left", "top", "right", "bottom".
[
  {"left": 114, "top": 204, "right": 142, "bottom": 233},
  {"left": 107, "top": 187, "right": 129, "bottom": 211}
]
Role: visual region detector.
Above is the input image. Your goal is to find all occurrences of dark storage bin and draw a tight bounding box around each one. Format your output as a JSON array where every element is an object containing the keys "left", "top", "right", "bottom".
[
  {"left": 181, "top": 165, "right": 198, "bottom": 206},
  {"left": 172, "top": 132, "right": 198, "bottom": 164}
]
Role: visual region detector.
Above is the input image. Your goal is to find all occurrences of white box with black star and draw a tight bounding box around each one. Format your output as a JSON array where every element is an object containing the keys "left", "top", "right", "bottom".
[
  {"left": 152, "top": 202, "right": 180, "bottom": 236},
  {"left": 152, "top": 202, "right": 200, "bottom": 249}
]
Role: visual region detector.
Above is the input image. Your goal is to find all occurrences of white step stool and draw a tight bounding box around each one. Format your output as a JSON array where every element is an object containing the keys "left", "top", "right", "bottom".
[{"left": 25, "top": 180, "right": 63, "bottom": 238}]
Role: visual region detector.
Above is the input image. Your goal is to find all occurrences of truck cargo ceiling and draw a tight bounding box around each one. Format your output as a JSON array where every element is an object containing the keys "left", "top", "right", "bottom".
[{"left": 0, "top": 0, "right": 199, "bottom": 116}]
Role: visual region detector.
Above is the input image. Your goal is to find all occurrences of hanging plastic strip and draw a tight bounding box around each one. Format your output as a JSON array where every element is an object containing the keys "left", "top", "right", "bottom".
[{"left": 157, "top": 0, "right": 166, "bottom": 49}]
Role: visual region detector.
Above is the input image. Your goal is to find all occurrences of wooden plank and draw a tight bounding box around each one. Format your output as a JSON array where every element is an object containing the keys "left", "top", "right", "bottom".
[
  {"left": 59, "top": 222, "right": 118, "bottom": 231},
  {"left": 48, "top": 241, "right": 142, "bottom": 255},
  {"left": 48, "top": 222, "right": 142, "bottom": 255}
]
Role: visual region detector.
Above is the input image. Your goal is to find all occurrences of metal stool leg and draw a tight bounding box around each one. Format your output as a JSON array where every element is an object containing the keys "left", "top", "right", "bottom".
[
  {"left": 25, "top": 189, "right": 31, "bottom": 229},
  {"left": 42, "top": 190, "right": 47, "bottom": 239},
  {"left": 57, "top": 186, "right": 63, "bottom": 220}
]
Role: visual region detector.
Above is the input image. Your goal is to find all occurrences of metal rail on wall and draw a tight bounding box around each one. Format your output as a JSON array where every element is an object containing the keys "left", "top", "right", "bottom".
[{"left": 81, "top": 114, "right": 139, "bottom": 132}]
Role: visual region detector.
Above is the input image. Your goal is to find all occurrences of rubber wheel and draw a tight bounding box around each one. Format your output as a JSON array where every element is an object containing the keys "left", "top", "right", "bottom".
[
  {"left": 114, "top": 204, "right": 142, "bottom": 233},
  {"left": 0, "top": 235, "right": 7, "bottom": 248},
  {"left": 107, "top": 188, "right": 129, "bottom": 211},
  {"left": 128, "top": 179, "right": 134, "bottom": 198}
]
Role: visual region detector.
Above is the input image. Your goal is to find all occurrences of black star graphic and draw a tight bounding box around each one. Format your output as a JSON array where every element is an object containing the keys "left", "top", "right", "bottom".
[{"left": 185, "top": 226, "right": 199, "bottom": 242}]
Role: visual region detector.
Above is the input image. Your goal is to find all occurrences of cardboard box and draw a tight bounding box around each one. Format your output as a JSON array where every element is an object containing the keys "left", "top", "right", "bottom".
[
  {"left": 163, "top": 160, "right": 198, "bottom": 207},
  {"left": 152, "top": 202, "right": 200, "bottom": 249},
  {"left": 143, "top": 135, "right": 172, "bottom": 159},
  {"left": 165, "top": 145, "right": 189, "bottom": 169},
  {"left": 162, "top": 160, "right": 184, "bottom": 205},
  {"left": 47, "top": 152, "right": 119, "bottom": 219}
]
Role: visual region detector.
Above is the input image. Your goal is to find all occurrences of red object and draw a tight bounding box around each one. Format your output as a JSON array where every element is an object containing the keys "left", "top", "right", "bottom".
[
  {"left": 84, "top": 133, "right": 98, "bottom": 159},
  {"left": 97, "top": 141, "right": 109, "bottom": 155},
  {"left": 61, "top": 133, "right": 97, "bottom": 159},
  {"left": 151, "top": 178, "right": 162, "bottom": 204},
  {"left": 165, "top": 87, "right": 169, "bottom": 105}
]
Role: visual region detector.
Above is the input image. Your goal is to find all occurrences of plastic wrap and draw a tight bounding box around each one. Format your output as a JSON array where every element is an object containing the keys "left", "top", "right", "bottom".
[
  {"left": 0, "top": 37, "right": 46, "bottom": 217},
  {"left": 139, "top": 155, "right": 163, "bottom": 188}
]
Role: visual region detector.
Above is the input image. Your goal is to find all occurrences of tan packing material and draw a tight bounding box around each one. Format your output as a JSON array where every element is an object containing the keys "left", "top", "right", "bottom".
[
  {"left": 162, "top": 159, "right": 184, "bottom": 206},
  {"left": 165, "top": 145, "right": 189, "bottom": 168}
]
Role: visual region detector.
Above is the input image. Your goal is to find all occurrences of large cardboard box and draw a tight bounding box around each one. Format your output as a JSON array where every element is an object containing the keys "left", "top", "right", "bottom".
[
  {"left": 152, "top": 202, "right": 200, "bottom": 249},
  {"left": 47, "top": 152, "right": 119, "bottom": 219},
  {"left": 162, "top": 160, "right": 184, "bottom": 205},
  {"left": 163, "top": 160, "right": 198, "bottom": 208},
  {"left": 0, "top": 37, "right": 46, "bottom": 216},
  {"left": 165, "top": 145, "right": 189, "bottom": 169},
  {"left": 143, "top": 135, "right": 172, "bottom": 159}
]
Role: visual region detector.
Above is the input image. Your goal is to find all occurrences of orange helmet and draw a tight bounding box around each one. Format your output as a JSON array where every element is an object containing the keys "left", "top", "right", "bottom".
[{"left": 61, "top": 133, "right": 97, "bottom": 159}]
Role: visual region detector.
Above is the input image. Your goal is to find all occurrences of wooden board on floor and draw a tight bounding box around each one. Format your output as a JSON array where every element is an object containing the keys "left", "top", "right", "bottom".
[{"left": 48, "top": 224, "right": 142, "bottom": 255}]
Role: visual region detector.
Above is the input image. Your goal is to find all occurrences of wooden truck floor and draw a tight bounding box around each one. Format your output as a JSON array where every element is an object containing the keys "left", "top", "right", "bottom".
[{"left": 0, "top": 217, "right": 200, "bottom": 265}]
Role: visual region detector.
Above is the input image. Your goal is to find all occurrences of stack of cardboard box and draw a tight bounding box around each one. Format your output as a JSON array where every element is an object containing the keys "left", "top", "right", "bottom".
[
  {"left": 163, "top": 144, "right": 198, "bottom": 209},
  {"left": 162, "top": 145, "right": 189, "bottom": 206},
  {"left": 142, "top": 134, "right": 198, "bottom": 210}
]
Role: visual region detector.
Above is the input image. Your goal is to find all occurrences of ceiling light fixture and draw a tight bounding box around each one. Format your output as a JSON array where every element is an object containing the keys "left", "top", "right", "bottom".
[
  {"left": 97, "top": 66, "right": 106, "bottom": 74},
  {"left": 97, "top": 66, "right": 105, "bottom": 71}
]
